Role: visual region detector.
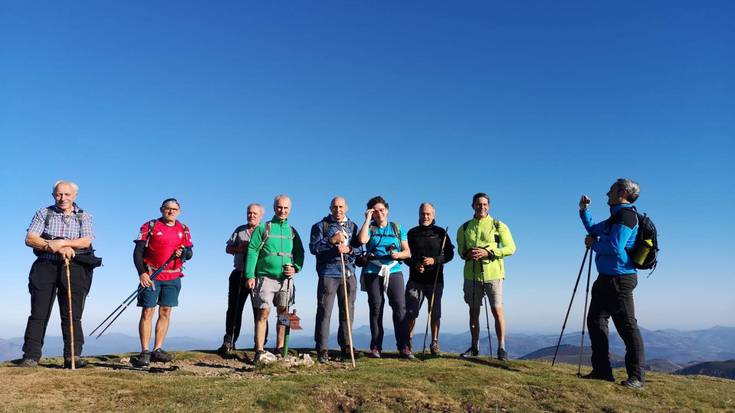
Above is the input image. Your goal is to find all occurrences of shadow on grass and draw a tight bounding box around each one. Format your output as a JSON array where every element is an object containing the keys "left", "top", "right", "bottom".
[{"left": 456, "top": 356, "right": 523, "bottom": 372}]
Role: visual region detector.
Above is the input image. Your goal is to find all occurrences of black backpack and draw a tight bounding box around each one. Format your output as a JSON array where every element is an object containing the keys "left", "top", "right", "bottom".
[{"left": 617, "top": 207, "right": 659, "bottom": 273}]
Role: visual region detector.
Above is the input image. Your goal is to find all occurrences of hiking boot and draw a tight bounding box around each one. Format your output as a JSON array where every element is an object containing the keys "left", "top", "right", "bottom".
[
  {"left": 15, "top": 358, "right": 38, "bottom": 368},
  {"left": 132, "top": 350, "right": 151, "bottom": 368},
  {"left": 368, "top": 348, "right": 381, "bottom": 359},
  {"left": 340, "top": 347, "right": 364, "bottom": 361},
  {"left": 151, "top": 348, "right": 173, "bottom": 363},
  {"left": 400, "top": 348, "right": 416, "bottom": 360},
  {"left": 460, "top": 347, "right": 479, "bottom": 358},
  {"left": 217, "top": 343, "right": 233, "bottom": 357},
  {"left": 620, "top": 378, "right": 645, "bottom": 389},
  {"left": 63, "top": 357, "right": 88, "bottom": 369},
  {"left": 497, "top": 348, "right": 508, "bottom": 361},
  {"left": 317, "top": 350, "right": 329, "bottom": 363},
  {"left": 253, "top": 350, "right": 265, "bottom": 365},
  {"left": 580, "top": 371, "right": 615, "bottom": 382},
  {"left": 429, "top": 341, "right": 441, "bottom": 356}
]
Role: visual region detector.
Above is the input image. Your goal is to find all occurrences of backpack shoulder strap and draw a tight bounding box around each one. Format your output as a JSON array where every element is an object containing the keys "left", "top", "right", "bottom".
[
  {"left": 390, "top": 222, "right": 401, "bottom": 240},
  {"left": 145, "top": 219, "right": 157, "bottom": 248},
  {"left": 43, "top": 207, "right": 52, "bottom": 229},
  {"left": 493, "top": 219, "right": 501, "bottom": 246},
  {"left": 259, "top": 221, "right": 272, "bottom": 250}
]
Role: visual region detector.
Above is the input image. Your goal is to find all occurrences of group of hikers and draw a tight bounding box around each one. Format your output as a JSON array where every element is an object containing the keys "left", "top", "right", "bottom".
[{"left": 15, "top": 177, "right": 648, "bottom": 389}]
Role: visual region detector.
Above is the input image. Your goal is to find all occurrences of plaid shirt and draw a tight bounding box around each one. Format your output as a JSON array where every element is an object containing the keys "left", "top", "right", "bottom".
[{"left": 28, "top": 204, "right": 94, "bottom": 260}]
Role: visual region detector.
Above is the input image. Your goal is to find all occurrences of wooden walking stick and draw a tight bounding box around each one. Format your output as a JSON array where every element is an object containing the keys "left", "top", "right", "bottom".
[
  {"left": 64, "top": 259, "right": 76, "bottom": 370},
  {"left": 339, "top": 252, "right": 356, "bottom": 368}
]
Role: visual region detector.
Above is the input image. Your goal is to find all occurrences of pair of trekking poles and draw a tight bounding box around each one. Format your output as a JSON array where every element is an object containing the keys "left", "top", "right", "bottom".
[
  {"left": 551, "top": 247, "right": 593, "bottom": 376},
  {"left": 90, "top": 252, "right": 180, "bottom": 340}
]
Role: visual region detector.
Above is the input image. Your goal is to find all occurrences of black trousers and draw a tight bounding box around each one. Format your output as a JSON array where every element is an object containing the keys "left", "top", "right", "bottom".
[
  {"left": 314, "top": 274, "right": 357, "bottom": 351},
  {"left": 364, "top": 272, "right": 409, "bottom": 351},
  {"left": 223, "top": 269, "right": 267, "bottom": 348},
  {"left": 587, "top": 274, "right": 645, "bottom": 381},
  {"left": 22, "top": 259, "right": 92, "bottom": 360}
]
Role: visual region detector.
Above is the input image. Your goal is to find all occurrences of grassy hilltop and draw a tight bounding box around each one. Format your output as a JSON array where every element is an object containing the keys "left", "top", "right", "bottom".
[{"left": 2, "top": 350, "right": 734, "bottom": 412}]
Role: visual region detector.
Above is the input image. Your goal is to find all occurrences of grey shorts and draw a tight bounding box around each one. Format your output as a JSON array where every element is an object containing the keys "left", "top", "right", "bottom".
[
  {"left": 463, "top": 278, "right": 503, "bottom": 309},
  {"left": 405, "top": 280, "right": 443, "bottom": 321},
  {"left": 254, "top": 276, "right": 295, "bottom": 309}
]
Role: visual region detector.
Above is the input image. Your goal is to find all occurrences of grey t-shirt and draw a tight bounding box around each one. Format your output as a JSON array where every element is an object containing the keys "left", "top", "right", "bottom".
[{"left": 226, "top": 224, "right": 253, "bottom": 271}]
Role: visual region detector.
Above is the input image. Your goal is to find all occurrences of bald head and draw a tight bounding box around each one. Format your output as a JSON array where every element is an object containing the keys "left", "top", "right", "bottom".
[{"left": 330, "top": 196, "right": 348, "bottom": 221}]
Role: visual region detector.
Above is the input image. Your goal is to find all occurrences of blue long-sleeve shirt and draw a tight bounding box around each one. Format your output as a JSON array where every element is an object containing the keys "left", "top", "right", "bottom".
[
  {"left": 309, "top": 216, "right": 363, "bottom": 277},
  {"left": 580, "top": 204, "right": 638, "bottom": 276}
]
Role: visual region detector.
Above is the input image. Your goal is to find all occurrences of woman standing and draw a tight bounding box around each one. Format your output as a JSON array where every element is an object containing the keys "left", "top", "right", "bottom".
[{"left": 358, "top": 196, "right": 413, "bottom": 359}]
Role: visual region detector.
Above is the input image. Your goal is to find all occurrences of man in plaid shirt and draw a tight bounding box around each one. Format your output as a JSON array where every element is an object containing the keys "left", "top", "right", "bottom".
[{"left": 18, "top": 180, "right": 95, "bottom": 368}]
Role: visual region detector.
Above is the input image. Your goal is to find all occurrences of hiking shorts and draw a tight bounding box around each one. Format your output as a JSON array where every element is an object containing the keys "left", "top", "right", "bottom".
[
  {"left": 405, "top": 280, "right": 443, "bottom": 322},
  {"left": 463, "top": 278, "right": 503, "bottom": 309},
  {"left": 137, "top": 277, "right": 181, "bottom": 308},
  {"left": 254, "top": 276, "right": 295, "bottom": 309}
]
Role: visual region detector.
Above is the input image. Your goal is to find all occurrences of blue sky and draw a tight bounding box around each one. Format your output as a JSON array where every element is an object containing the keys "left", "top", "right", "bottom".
[{"left": 1, "top": 1, "right": 733, "bottom": 342}]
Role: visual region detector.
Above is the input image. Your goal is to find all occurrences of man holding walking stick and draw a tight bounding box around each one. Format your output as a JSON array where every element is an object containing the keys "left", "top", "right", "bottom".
[
  {"left": 457, "top": 192, "right": 516, "bottom": 361},
  {"left": 309, "top": 196, "right": 363, "bottom": 363},
  {"left": 218, "top": 203, "right": 266, "bottom": 356},
  {"left": 405, "top": 203, "right": 454, "bottom": 356},
  {"left": 131, "top": 198, "right": 193, "bottom": 368},
  {"left": 18, "top": 180, "right": 95, "bottom": 369},
  {"left": 579, "top": 178, "right": 646, "bottom": 389}
]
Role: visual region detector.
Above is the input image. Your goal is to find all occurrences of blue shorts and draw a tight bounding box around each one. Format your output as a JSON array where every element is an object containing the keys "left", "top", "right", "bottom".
[{"left": 137, "top": 278, "right": 181, "bottom": 308}]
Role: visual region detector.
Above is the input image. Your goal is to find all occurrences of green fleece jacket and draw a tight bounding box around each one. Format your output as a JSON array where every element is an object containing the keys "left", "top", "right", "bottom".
[
  {"left": 456, "top": 215, "right": 516, "bottom": 282},
  {"left": 245, "top": 217, "right": 305, "bottom": 280}
]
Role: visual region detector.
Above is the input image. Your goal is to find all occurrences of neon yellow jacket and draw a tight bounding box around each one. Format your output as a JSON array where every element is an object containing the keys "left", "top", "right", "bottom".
[{"left": 456, "top": 215, "right": 516, "bottom": 281}]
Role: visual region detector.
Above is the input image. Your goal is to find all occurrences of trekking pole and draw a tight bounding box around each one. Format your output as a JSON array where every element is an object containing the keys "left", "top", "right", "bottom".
[
  {"left": 422, "top": 227, "right": 448, "bottom": 355},
  {"left": 282, "top": 277, "right": 292, "bottom": 359},
  {"left": 340, "top": 252, "right": 356, "bottom": 368},
  {"left": 90, "top": 252, "right": 178, "bottom": 338},
  {"left": 65, "top": 259, "right": 76, "bottom": 370},
  {"left": 483, "top": 295, "right": 493, "bottom": 359},
  {"left": 551, "top": 247, "right": 590, "bottom": 366},
  {"left": 577, "top": 250, "right": 593, "bottom": 376}
]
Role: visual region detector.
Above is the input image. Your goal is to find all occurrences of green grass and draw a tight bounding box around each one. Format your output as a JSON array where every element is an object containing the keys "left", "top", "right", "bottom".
[{"left": 2, "top": 351, "right": 734, "bottom": 412}]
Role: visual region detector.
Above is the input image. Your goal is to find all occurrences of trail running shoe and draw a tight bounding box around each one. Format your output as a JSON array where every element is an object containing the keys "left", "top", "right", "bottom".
[
  {"left": 580, "top": 371, "right": 615, "bottom": 382},
  {"left": 368, "top": 348, "right": 381, "bottom": 359},
  {"left": 620, "top": 378, "right": 645, "bottom": 389},
  {"left": 430, "top": 341, "right": 441, "bottom": 356},
  {"left": 151, "top": 348, "right": 173, "bottom": 363},
  {"left": 63, "top": 357, "right": 88, "bottom": 369},
  {"left": 497, "top": 348, "right": 508, "bottom": 361},
  {"left": 460, "top": 347, "right": 479, "bottom": 358},
  {"left": 132, "top": 350, "right": 151, "bottom": 367},
  {"left": 340, "top": 347, "right": 364, "bottom": 361},
  {"left": 253, "top": 350, "right": 265, "bottom": 365},
  {"left": 217, "top": 343, "right": 233, "bottom": 357},
  {"left": 400, "top": 348, "right": 416, "bottom": 360},
  {"left": 317, "top": 350, "right": 329, "bottom": 363},
  {"left": 16, "top": 358, "right": 38, "bottom": 368}
]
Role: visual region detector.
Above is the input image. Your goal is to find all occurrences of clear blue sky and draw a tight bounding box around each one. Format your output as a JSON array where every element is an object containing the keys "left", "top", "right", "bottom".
[{"left": 1, "top": 1, "right": 733, "bottom": 341}]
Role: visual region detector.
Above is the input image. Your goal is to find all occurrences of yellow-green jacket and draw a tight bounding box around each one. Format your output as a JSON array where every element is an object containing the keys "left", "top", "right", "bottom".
[{"left": 456, "top": 215, "right": 516, "bottom": 281}]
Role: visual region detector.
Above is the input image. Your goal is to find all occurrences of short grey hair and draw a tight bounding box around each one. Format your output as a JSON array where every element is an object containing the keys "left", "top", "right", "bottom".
[
  {"left": 419, "top": 202, "right": 435, "bottom": 212},
  {"left": 273, "top": 194, "right": 291, "bottom": 208},
  {"left": 247, "top": 203, "right": 265, "bottom": 216},
  {"left": 53, "top": 180, "right": 79, "bottom": 194},
  {"left": 614, "top": 178, "right": 640, "bottom": 203}
]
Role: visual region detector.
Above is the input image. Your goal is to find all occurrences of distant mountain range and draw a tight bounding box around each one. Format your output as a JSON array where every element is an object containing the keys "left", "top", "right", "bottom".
[{"left": 3, "top": 325, "right": 734, "bottom": 379}]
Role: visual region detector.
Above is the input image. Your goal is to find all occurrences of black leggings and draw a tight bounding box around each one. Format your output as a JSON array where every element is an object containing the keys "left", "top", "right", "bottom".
[{"left": 364, "top": 271, "right": 409, "bottom": 351}]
